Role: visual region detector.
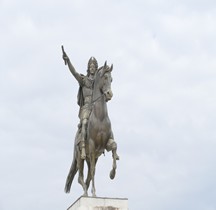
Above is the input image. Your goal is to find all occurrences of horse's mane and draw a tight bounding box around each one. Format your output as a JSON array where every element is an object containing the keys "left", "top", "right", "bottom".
[
  {"left": 94, "top": 66, "right": 103, "bottom": 81},
  {"left": 97, "top": 66, "right": 104, "bottom": 73},
  {"left": 95, "top": 65, "right": 110, "bottom": 78}
]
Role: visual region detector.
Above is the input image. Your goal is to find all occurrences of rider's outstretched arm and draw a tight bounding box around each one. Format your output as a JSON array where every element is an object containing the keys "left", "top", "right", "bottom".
[{"left": 62, "top": 46, "right": 83, "bottom": 84}]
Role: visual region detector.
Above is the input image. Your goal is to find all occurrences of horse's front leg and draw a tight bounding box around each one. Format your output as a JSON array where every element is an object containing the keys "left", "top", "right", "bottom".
[
  {"left": 110, "top": 153, "right": 117, "bottom": 180},
  {"left": 106, "top": 139, "right": 119, "bottom": 179}
]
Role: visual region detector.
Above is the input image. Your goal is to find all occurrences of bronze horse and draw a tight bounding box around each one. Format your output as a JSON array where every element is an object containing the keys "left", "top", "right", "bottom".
[{"left": 65, "top": 62, "right": 118, "bottom": 196}]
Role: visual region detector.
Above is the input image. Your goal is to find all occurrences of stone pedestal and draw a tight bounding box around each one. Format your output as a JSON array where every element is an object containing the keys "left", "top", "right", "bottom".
[{"left": 67, "top": 196, "right": 128, "bottom": 210}]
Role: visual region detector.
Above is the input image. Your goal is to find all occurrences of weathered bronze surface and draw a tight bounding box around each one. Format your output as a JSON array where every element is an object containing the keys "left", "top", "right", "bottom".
[{"left": 62, "top": 46, "right": 119, "bottom": 197}]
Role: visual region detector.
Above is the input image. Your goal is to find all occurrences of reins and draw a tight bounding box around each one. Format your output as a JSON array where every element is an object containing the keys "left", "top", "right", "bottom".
[{"left": 91, "top": 93, "right": 105, "bottom": 104}]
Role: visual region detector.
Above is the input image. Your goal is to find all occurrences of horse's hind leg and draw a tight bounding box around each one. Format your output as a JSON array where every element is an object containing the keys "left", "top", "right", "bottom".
[
  {"left": 85, "top": 161, "right": 91, "bottom": 191},
  {"left": 77, "top": 158, "right": 87, "bottom": 196},
  {"left": 85, "top": 158, "right": 98, "bottom": 191},
  {"left": 90, "top": 152, "right": 96, "bottom": 197}
]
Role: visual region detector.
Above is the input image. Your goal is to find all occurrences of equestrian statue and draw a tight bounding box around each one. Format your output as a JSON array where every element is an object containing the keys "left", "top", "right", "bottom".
[{"left": 62, "top": 46, "right": 119, "bottom": 196}]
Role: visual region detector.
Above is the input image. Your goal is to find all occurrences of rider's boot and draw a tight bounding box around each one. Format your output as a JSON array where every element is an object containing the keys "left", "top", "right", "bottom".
[
  {"left": 80, "top": 118, "right": 88, "bottom": 160},
  {"left": 81, "top": 140, "right": 86, "bottom": 160}
]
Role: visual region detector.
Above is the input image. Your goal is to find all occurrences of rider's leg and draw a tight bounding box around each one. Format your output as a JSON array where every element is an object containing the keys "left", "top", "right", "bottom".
[{"left": 80, "top": 118, "right": 88, "bottom": 159}]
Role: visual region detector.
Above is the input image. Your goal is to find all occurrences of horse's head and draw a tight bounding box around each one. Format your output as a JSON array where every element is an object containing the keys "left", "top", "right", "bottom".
[{"left": 98, "top": 61, "right": 113, "bottom": 102}]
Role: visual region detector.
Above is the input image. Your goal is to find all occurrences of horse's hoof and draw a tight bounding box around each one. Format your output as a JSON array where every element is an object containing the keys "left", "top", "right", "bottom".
[
  {"left": 83, "top": 192, "right": 88, "bottom": 197},
  {"left": 91, "top": 193, "right": 96, "bottom": 197},
  {"left": 110, "top": 169, "right": 116, "bottom": 180}
]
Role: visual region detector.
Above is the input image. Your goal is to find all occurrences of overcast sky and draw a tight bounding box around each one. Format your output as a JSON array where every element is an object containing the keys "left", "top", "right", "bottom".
[{"left": 1, "top": 0, "right": 216, "bottom": 209}]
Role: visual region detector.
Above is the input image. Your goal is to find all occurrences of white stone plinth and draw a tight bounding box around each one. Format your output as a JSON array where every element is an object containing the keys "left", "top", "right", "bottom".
[{"left": 67, "top": 196, "right": 128, "bottom": 210}]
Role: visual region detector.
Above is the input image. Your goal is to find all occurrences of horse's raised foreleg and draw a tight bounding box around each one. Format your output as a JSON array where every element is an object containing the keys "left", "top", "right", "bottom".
[
  {"left": 108, "top": 139, "right": 119, "bottom": 180},
  {"left": 110, "top": 154, "right": 117, "bottom": 180}
]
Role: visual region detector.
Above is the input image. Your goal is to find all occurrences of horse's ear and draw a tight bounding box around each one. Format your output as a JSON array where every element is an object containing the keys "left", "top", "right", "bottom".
[
  {"left": 104, "top": 61, "right": 107, "bottom": 68},
  {"left": 110, "top": 64, "right": 113, "bottom": 71}
]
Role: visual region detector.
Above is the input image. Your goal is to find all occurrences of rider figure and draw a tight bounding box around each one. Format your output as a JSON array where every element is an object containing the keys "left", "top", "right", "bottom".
[{"left": 62, "top": 50, "right": 97, "bottom": 159}]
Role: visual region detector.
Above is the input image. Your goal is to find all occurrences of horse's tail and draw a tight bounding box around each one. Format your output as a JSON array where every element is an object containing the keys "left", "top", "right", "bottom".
[{"left": 64, "top": 156, "right": 78, "bottom": 193}]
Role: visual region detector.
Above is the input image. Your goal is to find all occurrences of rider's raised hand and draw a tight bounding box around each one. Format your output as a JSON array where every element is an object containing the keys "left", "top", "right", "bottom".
[{"left": 62, "top": 45, "right": 69, "bottom": 65}]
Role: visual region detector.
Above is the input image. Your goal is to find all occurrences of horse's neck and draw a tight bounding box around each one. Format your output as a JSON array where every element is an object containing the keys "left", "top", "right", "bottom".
[
  {"left": 92, "top": 84, "right": 102, "bottom": 103},
  {"left": 92, "top": 86, "right": 108, "bottom": 118}
]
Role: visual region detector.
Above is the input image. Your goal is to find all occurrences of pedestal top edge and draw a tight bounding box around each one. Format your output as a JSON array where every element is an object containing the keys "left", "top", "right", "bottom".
[
  {"left": 80, "top": 196, "right": 128, "bottom": 200},
  {"left": 68, "top": 196, "right": 128, "bottom": 209}
]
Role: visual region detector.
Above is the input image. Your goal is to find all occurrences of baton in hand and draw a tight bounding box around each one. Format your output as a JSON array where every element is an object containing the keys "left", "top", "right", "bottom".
[{"left": 61, "top": 45, "right": 67, "bottom": 65}]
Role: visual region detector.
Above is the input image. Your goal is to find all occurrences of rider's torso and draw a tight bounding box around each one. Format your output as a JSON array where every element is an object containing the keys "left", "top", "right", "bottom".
[{"left": 82, "top": 77, "right": 94, "bottom": 104}]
